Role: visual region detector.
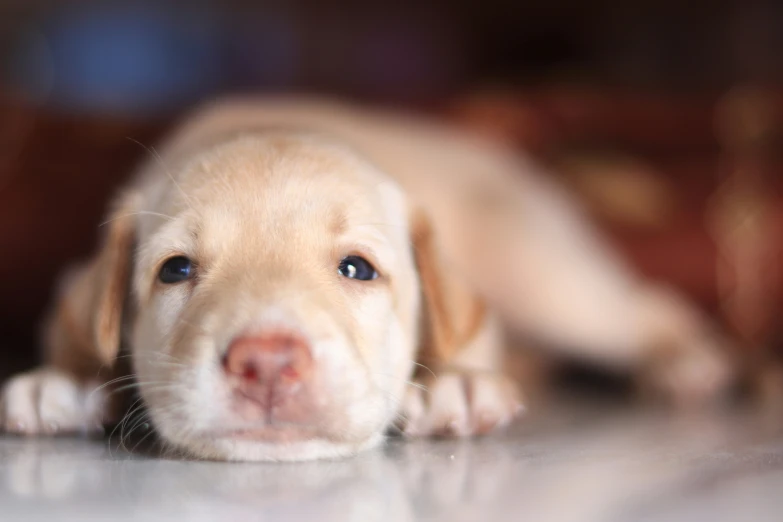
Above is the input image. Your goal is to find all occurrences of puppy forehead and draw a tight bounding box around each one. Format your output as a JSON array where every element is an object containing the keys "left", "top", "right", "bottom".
[
  {"left": 187, "top": 134, "right": 401, "bottom": 213},
  {"left": 142, "top": 133, "right": 410, "bottom": 254}
]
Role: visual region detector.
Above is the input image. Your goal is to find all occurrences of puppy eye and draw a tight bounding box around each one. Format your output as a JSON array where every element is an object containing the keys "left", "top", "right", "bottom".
[
  {"left": 159, "top": 256, "right": 194, "bottom": 284},
  {"left": 338, "top": 256, "right": 378, "bottom": 281}
]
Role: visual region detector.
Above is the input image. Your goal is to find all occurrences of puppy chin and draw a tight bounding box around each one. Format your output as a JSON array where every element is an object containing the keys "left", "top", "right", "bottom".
[{"left": 173, "top": 432, "right": 385, "bottom": 462}]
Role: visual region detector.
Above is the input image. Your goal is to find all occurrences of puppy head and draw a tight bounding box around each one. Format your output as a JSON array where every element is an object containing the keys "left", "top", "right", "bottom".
[{"left": 81, "top": 132, "right": 466, "bottom": 461}]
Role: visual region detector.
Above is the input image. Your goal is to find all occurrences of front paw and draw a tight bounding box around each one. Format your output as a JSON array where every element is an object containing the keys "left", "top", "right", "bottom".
[
  {"left": 0, "top": 368, "right": 105, "bottom": 436},
  {"left": 398, "top": 370, "right": 524, "bottom": 437}
]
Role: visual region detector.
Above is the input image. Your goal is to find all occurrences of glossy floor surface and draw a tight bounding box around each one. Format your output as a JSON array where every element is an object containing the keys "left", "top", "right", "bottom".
[{"left": 2, "top": 404, "right": 783, "bottom": 522}]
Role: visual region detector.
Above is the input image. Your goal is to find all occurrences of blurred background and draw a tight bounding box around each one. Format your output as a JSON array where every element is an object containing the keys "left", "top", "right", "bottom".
[{"left": 1, "top": 0, "right": 783, "bottom": 383}]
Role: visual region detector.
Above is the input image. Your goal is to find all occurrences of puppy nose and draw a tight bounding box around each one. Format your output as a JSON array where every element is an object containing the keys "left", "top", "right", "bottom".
[{"left": 224, "top": 332, "right": 312, "bottom": 385}]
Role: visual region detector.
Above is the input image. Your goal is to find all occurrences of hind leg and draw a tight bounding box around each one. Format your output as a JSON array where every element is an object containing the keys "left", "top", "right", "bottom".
[{"left": 632, "top": 284, "right": 736, "bottom": 407}]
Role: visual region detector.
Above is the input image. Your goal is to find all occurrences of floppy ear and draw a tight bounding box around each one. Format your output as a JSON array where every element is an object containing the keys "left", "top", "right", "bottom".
[
  {"left": 43, "top": 194, "right": 136, "bottom": 379},
  {"left": 411, "top": 210, "right": 487, "bottom": 367}
]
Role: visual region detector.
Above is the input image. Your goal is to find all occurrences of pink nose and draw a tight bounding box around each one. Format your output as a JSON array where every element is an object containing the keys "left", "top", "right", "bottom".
[{"left": 223, "top": 332, "right": 313, "bottom": 391}]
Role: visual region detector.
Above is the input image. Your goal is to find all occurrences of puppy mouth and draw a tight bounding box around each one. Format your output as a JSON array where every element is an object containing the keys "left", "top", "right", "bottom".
[{"left": 203, "top": 423, "right": 328, "bottom": 443}]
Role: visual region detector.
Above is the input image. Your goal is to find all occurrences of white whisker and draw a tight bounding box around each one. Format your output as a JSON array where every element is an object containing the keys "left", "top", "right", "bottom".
[
  {"left": 126, "top": 137, "right": 197, "bottom": 212},
  {"left": 99, "top": 210, "right": 175, "bottom": 227},
  {"left": 411, "top": 361, "right": 438, "bottom": 381}
]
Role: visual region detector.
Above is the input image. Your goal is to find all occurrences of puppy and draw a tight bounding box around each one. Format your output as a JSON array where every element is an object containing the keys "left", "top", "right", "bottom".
[{"left": 0, "top": 98, "right": 732, "bottom": 461}]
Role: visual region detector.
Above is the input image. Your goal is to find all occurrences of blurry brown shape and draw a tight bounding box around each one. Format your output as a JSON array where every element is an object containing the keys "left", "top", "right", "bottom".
[
  {"left": 0, "top": 107, "right": 34, "bottom": 191},
  {"left": 449, "top": 89, "right": 558, "bottom": 154},
  {"left": 449, "top": 89, "right": 726, "bottom": 307},
  {"left": 0, "top": 93, "right": 167, "bottom": 379},
  {"left": 555, "top": 152, "right": 678, "bottom": 230},
  {"left": 449, "top": 87, "right": 783, "bottom": 327},
  {"left": 454, "top": 86, "right": 783, "bottom": 358},
  {"left": 450, "top": 87, "right": 721, "bottom": 156},
  {"left": 709, "top": 86, "right": 782, "bottom": 350}
]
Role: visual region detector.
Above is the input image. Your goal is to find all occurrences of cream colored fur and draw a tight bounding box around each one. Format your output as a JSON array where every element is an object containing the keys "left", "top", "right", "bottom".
[{"left": 0, "top": 97, "right": 731, "bottom": 460}]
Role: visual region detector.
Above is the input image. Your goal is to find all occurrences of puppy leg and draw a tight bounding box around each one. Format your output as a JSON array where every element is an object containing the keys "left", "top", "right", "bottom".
[
  {"left": 633, "top": 284, "right": 736, "bottom": 407},
  {"left": 2, "top": 197, "right": 135, "bottom": 437},
  {"left": 1, "top": 368, "right": 105, "bottom": 435},
  {"left": 1, "top": 256, "right": 127, "bottom": 436},
  {"left": 400, "top": 315, "right": 524, "bottom": 437},
  {"left": 1, "top": 264, "right": 107, "bottom": 435}
]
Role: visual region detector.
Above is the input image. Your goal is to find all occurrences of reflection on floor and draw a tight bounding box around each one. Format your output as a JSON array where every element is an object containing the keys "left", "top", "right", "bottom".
[{"left": 2, "top": 403, "right": 783, "bottom": 522}]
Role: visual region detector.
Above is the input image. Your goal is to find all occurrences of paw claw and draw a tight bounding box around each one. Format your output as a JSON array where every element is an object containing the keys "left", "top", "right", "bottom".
[
  {"left": 432, "top": 418, "right": 462, "bottom": 438},
  {"left": 474, "top": 412, "right": 499, "bottom": 435}
]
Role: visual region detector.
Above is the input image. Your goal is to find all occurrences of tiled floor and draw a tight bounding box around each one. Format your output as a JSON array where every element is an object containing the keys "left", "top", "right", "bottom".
[{"left": 2, "top": 404, "right": 783, "bottom": 522}]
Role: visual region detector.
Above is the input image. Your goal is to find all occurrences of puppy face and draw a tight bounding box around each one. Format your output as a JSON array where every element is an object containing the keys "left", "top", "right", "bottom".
[{"left": 121, "top": 134, "right": 421, "bottom": 461}]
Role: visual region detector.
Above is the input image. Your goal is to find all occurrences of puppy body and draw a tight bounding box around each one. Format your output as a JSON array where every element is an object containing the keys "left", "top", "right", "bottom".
[
  {"left": 1, "top": 98, "right": 730, "bottom": 460},
  {"left": 173, "top": 99, "right": 732, "bottom": 377}
]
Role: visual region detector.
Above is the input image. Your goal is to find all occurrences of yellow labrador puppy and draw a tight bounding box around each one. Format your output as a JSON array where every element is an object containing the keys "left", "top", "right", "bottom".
[{"left": 0, "top": 98, "right": 731, "bottom": 461}]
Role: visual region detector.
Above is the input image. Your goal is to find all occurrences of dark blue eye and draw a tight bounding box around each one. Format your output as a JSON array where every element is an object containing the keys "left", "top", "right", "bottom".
[
  {"left": 159, "top": 256, "right": 193, "bottom": 284},
  {"left": 338, "top": 256, "right": 378, "bottom": 281}
]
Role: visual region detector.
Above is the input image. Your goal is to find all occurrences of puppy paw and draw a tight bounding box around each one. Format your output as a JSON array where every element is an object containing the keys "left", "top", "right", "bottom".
[
  {"left": 640, "top": 338, "right": 736, "bottom": 408},
  {"left": 0, "top": 368, "right": 105, "bottom": 436},
  {"left": 398, "top": 371, "right": 524, "bottom": 437}
]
